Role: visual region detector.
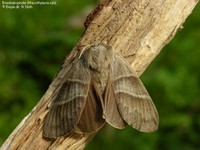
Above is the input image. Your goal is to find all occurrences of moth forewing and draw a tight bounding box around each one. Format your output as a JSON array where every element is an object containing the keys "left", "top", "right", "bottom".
[
  {"left": 43, "top": 59, "right": 91, "bottom": 138},
  {"left": 109, "top": 52, "right": 159, "bottom": 132}
]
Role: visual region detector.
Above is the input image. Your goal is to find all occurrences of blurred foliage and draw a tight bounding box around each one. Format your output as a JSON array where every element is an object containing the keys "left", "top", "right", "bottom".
[{"left": 0, "top": 0, "right": 199, "bottom": 149}]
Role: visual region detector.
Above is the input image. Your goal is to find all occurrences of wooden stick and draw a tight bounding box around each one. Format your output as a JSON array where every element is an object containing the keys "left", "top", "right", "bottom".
[{"left": 1, "top": 0, "right": 199, "bottom": 149}]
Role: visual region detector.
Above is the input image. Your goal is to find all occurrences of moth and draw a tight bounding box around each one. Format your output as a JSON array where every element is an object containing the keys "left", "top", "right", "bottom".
[{"left": 43, "top": 43, "right": 159, "bottom": 138}]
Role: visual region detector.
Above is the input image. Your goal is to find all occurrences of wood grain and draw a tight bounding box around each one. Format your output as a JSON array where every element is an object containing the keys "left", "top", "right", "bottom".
[{"left": 1, "top": 0, "right": 199, "bottom": 149}]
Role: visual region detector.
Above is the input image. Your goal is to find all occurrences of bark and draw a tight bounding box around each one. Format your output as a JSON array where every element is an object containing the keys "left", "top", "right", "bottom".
[{"left": 1, "top": 0, "right": 199, "bottom": 149}]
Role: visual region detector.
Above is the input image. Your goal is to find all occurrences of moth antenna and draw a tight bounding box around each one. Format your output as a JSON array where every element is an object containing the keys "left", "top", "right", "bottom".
[{"left": 78, "top": 44, "right": 92, "bottom": 59}]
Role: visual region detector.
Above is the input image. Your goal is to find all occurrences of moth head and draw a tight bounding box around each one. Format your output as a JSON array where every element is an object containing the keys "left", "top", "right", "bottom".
[{"left": 82, "top": 43, "right": 112, "bottom": 72}]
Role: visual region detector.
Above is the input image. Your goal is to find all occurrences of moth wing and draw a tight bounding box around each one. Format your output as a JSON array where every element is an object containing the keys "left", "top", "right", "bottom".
[
  {"left": 43, "top": 60, "right": 91, "bottom": 138},
  {"left": 75, "top": 81, "right": 105, "bottom": 133},
  {"left": 104, "top": 78, "right": 127, "bottom": 128},
  {"left": 110, "top": 53, "right": 159, "bottom": 132}
]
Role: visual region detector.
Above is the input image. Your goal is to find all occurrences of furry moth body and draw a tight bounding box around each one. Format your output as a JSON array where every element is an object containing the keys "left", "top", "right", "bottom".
[{"left": 43, "top": 43, "right": 159, "bottom": 138}]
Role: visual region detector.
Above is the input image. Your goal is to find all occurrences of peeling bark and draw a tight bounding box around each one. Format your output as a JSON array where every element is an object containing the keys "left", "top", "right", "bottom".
[{"left": 1, "top": 0, "right": 199, "bottom": 150}]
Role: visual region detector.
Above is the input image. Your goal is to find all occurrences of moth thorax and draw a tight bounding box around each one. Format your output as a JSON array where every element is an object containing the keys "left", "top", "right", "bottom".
[{"left": 91, "top": 71, "right": 109, "bottom": 95}]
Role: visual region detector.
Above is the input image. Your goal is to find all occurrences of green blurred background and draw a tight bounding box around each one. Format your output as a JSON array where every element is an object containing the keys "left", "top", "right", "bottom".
[{"left": 0, "top": 0, "right": 200, "bottom": 149}]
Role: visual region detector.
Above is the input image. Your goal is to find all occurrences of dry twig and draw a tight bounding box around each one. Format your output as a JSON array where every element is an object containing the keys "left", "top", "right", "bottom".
[{"left": 1, "top": 0, "right": 199, "bottom": 149}]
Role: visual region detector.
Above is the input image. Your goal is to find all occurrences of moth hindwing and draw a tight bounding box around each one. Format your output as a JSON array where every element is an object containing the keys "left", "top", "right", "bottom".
[{"left": 43, "top": 43, "right": 159, "bottom": 138}]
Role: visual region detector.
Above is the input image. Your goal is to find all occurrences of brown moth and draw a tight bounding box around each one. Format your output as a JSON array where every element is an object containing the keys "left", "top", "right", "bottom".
[{"left": 43, "top": 43, "right": 159, "bottom": 138}]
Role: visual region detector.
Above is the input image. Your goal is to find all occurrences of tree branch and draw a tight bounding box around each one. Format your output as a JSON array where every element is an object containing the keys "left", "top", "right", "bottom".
[{"left": 1, "top": 0, "right": 199, "bottom": 149}]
